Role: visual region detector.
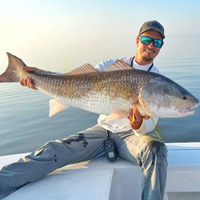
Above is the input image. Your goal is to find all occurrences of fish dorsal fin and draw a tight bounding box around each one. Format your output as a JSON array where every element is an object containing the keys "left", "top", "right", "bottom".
[
  {"left": 66, "top": 63, "right": 98, "bottom": 75},
  {"left": 103, "top": 60, "right": 133, "bottom": 72}
]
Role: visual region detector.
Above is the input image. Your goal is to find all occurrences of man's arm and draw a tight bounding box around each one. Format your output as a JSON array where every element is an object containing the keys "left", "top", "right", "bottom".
[{"left": 128, "top": 108, "right": 158, "bottom": 135}]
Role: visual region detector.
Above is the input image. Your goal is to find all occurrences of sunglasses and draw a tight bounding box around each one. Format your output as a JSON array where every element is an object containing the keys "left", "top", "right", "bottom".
[{"left": 139, "top": 36, "right": 163, "bottom": 48}]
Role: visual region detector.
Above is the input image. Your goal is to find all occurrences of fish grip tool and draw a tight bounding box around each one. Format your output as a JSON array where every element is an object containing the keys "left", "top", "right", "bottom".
[{"left": 104, "top": 130, "right": 117, "bottom": 162}]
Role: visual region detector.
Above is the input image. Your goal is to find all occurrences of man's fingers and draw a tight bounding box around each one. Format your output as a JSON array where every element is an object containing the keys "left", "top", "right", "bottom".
[
  {"left": 128, "top": 108, "right": 134, "bottom": 121},
  {"left": 143, "top": 114, "right": 150, "bottom": 120},
  {"left": 129, "top": 108, "right": 133, "bottom": 115},
  {"left": 20, "top": 76, "right": 38, "bottom": 90},
  {"left": 128, "top": 108, "right": 150, "bottom": 122},
  {"left": 134, "top": 109, "right": 142, "bottom": 121},
  {"left": 20, "top": 77, "right": 28, "bottom": 86},
  {"left": 27, "top": 77, "right": 38, "bottom": 90}
]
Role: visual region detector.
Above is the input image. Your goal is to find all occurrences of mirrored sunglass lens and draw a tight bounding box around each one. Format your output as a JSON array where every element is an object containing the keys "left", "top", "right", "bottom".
[
  {"left": 141, "top": 36, "right": 151, "bottom": 45},
  {"left": 154, "top": 40, "right": 162, "bottom": 47}
]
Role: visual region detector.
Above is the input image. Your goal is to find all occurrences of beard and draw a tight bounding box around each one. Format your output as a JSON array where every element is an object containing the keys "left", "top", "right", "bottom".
[
  {"left": 142, "top": 48, "right": 155, "bottom": 62},
  {"left": 142, "top": 55, "right": 153, "bottom": 62}
]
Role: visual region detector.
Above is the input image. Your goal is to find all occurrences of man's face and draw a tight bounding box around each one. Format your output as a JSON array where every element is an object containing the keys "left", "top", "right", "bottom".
[{"left": 136, "top": 30, "right": 163, "bottom": 64}]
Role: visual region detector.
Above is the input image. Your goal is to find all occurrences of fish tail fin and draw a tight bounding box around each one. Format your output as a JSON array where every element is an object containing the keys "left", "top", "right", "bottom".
[{"left": 0, "top": 53, "right": 26, "bottom": 82}]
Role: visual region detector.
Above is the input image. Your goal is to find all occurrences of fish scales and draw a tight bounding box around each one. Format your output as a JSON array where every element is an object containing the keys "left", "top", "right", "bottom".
[
  {"left": 30, "top": 70, "right": 149, "bottom": 99},
  {"left": 26, "top": 70, "right": 147, "bottom": 114}
]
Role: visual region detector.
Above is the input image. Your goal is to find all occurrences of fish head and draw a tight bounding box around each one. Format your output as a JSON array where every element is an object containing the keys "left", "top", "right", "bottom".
[{"left": 139, "top": 76, "right": 199, "bottom": 118}]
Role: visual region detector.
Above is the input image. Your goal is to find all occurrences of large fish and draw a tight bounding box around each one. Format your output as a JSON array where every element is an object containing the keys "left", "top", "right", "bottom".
[{"left": 0, "top": 53, "right": 199, "bottom": 120}]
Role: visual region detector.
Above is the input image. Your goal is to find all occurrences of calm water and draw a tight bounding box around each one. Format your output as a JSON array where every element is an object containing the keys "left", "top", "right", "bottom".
[{"left": 0, "top": 55, "right": 200, "bottom": 156}]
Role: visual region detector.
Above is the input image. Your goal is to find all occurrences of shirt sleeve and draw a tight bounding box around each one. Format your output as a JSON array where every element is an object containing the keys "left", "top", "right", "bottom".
[{"left": 133, "top": 117, "right": 158, "bottom": 136}]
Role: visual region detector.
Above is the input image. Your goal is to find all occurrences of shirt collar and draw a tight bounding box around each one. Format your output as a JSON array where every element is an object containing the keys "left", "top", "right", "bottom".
[{"left": 132, "top": 60, "right": 153, "bottom": 71}]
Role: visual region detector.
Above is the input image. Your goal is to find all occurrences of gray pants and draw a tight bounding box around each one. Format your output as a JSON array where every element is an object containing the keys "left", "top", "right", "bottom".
[{"left": 0, "top": 125, "right": 167, "bottom": 200}]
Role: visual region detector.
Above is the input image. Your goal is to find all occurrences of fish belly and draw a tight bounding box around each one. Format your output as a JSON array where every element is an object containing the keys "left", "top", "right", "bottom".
[
  {"left": 38, "top": 85, "right": 133, "bottom": 115},
  {"left": 58, "top": 94, "right": 132, "bottom": 115}
]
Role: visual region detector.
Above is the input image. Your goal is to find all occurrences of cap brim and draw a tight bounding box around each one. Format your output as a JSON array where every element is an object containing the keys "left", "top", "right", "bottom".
[{"left": 140, "top": 27, "right": 165, "bottom": 39}]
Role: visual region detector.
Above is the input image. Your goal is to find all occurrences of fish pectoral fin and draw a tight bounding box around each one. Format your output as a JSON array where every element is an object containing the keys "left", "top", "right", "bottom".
[
  {"left": 103, "top": 60, "right": 133, "bottom": 72},
  {"left": 49, "top": 99, "right": 68, "bottom": 117},
  {"left": 107, "top": 110, "right": 129, "bottom": 121}
]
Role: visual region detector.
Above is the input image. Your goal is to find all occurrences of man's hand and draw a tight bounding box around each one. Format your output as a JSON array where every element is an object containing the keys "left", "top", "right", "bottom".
[
  {"left": 128, "top": 108, "right": 150, "bottom": 130},
  {"left": 20, "top": 66, "right": 38, "bottom": 90}
]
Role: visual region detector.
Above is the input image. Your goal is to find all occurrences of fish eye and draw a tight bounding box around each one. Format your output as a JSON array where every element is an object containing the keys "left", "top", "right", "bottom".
[{"left": 182, "top": 96, "right": 187, "bottom": 100}]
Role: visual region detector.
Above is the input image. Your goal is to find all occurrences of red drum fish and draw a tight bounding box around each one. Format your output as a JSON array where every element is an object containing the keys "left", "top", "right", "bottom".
[{"left": 0, "top": 53, "right": 199, "bottom": 120}]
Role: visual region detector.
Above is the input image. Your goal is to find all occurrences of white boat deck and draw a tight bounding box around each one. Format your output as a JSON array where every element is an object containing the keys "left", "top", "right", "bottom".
[{"left": 1, "top": 142, "right": 200, "bottom": 200}]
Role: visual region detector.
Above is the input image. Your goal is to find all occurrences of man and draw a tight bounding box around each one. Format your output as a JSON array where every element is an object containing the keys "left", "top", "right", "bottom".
[{"left": 0, "top": 20, "right": 167, "bottom": 200}]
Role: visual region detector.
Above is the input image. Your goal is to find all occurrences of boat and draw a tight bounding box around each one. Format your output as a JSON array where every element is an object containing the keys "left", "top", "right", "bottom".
[{"left": 1, "top": 142, "right": 200, "bottom": 200}]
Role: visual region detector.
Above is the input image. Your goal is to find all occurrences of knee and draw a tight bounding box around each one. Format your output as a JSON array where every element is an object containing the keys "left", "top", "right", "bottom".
[
  {"left": 32, "top": 140, "right": 59, "bottom": 161},
  {"left": 141, "top": 140, "right": 167, "bottom": 166},
  {"left": 149, "top": 140, "right": 167, "bottom": 157}
]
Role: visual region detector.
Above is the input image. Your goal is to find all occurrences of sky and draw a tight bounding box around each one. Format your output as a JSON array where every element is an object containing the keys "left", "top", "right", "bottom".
[{"left": 0, "top": 0, "right": 200, "bottom": 72}]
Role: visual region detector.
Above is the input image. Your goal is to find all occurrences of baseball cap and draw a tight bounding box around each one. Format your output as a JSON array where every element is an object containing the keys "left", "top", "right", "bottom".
[{"left": 138, "top": 20, "right": 165, "bottom": 39}]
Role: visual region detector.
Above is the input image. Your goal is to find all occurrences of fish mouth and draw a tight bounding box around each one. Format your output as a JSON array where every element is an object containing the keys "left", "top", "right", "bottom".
[
  {"left": 179, "top": 109, "right": 195, "bottom": 116},
  {"left": 179, "top": 103, "right": 199, "bottom": 116}
]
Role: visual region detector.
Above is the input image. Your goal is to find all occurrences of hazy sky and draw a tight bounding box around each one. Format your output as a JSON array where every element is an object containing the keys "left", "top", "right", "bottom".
[{"left": 0, "top": 0, "right": 200, "bottom": 72}]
